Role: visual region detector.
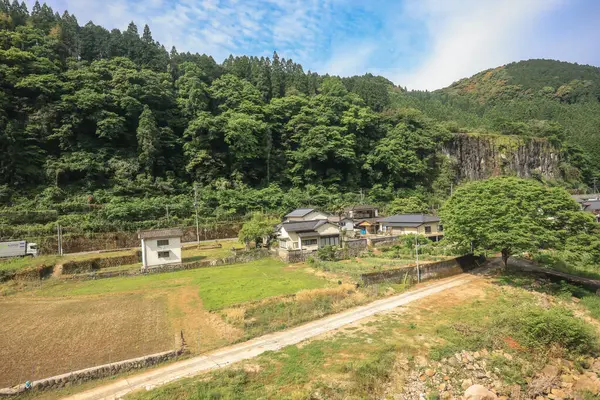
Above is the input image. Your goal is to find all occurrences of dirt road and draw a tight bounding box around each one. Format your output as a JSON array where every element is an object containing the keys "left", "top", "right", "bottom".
[{"left": 64, "top": 270, "right": 484, "bottom": 400}]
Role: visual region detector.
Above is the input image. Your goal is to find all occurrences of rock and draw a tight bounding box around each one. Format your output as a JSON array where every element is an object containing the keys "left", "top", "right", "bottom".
[
  {"left": 573, "top": 375, "right": 600, "bottom": 395},
  {"left": 441, "top": 392, "right": 452, "bottom": 400},
  {"left": 444, "top": 375, "right": 450, "bottom": 381},
  {"left": 464, "top": 384, "right": 498, "bottom": 400},
  {"left": 425, "top": 368, "right": 436, "bottom": 377},
  {"left": 419, "top": 374, "right": 427, "bottom": 382},
  {"left": 462, "top": 379, "right": 474, "bottom": 391},
  {"left": 473, "top": 351, "right": 481, "bottom": 359},
  {"left": 548, "top": 387, "right": 567, "bottom": 399},
  {"left": 439, "top": 383, "right": 446, "bottom": 391},
  {"left": 448, "top": 357, "right": 459, "bottom": 366},
  {"left": 503, "top": 353, "right": 513, "bottom": 361},
  {"left": 541, "top": 364, "right": 561, "bottom": 378}
]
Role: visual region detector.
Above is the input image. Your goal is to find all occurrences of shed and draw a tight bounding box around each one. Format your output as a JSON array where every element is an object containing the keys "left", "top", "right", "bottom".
[{"left": 138, "top": 228, "right": 184, "bottom": 269}]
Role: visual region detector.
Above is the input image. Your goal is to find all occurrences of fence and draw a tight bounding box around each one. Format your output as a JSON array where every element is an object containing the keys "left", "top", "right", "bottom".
[{"left": 360, "top": 254, "right": 484, "bottom": 285}]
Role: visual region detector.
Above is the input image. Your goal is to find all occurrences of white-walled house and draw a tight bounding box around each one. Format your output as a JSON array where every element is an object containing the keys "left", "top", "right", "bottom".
[
  {"left": 277, "top": 220, "right": 341, "bottom": 251},
  {"left": 138, "top": 228, "right": 184, "bottom": 269},
  {"left": 276, "top": 208, "right": 341, "bottom": 251},
  {"left": 379, "top": 214, "right": 443, "bottom": 240}
]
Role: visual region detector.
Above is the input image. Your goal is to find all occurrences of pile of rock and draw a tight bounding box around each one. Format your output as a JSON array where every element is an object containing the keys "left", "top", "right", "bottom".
[{"left": 390, "top": 350, "right": 600, "bottom": 400}]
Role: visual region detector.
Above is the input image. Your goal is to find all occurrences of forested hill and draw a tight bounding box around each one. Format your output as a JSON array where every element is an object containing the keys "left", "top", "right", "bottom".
[
  {"left": 0, "top": 1, "right": 597, "bottom": 225},
  {"left": 441, "top": 59, "right": 600, "bottom": 103},
  {"left": 399, "top": 59, "right": 600, "bottom": 170}
]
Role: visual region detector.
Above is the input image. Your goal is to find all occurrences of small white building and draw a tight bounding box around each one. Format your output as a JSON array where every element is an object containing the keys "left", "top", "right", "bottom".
[{"left": 138, "top": 228, "right": 184, "bottom": 269}]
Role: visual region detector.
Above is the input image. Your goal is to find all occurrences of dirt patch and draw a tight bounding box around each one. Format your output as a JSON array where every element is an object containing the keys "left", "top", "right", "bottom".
[
  {"left": 0, "top": 293, "right": 172, "bottom": 388},
  {"left": 166, "top": 286, "right": 244, "bottom": 353}
]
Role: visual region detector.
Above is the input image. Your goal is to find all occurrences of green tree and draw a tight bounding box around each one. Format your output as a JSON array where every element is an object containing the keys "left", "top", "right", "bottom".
[
  {"left": 136, "top": 105, "right": 160, "bottom": 176},
  {"left": 386, "top": 197, "right": 429, "bottom": 215},
  {"left": 440, "top": 177, "right": 591, "bottom": 265},
  {"left": 238, "top": 213, "right": 276, "bottom": 249}
]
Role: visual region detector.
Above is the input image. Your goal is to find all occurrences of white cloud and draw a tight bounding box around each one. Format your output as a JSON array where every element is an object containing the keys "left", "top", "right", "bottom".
[
  {"left": 389, "top": 0, "right": 566, "bottom": 90},
  {"left": 29, "top": 0, "right": 331, "bottom": 64},
  {"left": 320, "top": 42, "right": 377, "bottom": 77}
]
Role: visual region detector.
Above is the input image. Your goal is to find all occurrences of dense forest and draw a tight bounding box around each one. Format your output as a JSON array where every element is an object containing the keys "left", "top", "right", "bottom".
[{"left": 0, "top": 1, "right": 599, "bottom": 235}]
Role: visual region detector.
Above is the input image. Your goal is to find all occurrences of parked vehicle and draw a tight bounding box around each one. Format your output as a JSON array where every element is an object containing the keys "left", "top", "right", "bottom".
[{"left": 0, "top": 241, "right": 38, "bottom": 258}]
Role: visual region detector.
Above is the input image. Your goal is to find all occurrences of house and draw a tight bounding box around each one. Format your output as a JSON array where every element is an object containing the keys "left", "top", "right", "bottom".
[
  {"left": 276, "top": 208, "right": 341, "bottom": 251},
  {"left": 138, "top": 228, "right": 183, "bottom": 269},
  {"left": 379, "top": 214, "right": 443, "bottom": 240},
  {"left": 341, "top": 205, "right": 381, "bottom": 235},
  {"left": 284, "top": 208, "right": 330, "bottom": 222},
  {"left": 276, "top": 219, "right": 341, "bottom": 251},
  {"left": 344, "top": 205, "right": 379, "bottom": 219},
  {"left": 581, "top": 199, "right": 600, "bottom": 222}
]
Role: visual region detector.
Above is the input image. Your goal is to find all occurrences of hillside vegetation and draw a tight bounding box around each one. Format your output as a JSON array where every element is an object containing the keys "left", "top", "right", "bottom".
[{"left": 0, "top": 2, "right": 597, "bottom": 238}]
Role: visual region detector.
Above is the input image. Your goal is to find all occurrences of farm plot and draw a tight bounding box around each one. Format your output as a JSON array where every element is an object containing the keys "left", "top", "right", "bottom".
[{"left": 0, "top": 258, "right": 328, "bottom": 388}]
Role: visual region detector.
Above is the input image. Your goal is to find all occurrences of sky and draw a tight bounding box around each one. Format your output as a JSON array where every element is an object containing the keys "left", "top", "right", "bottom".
[{"left": 26, "top": 0, "right": 600, "bottom": 90}]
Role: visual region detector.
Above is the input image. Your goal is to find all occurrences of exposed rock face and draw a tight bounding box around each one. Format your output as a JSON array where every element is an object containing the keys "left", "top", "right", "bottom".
[{"left": 443, "top": 134, "right": 561, "bottom": 181}]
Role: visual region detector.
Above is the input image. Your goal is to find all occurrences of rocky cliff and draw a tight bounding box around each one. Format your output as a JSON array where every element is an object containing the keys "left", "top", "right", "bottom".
[{"left": 442, "top": 134, "right": 561, "bottom": 181}]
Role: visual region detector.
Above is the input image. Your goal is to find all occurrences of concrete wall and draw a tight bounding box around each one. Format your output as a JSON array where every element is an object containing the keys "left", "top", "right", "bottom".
[
  {"left": 143, "top": 237, "right": 181, "bottom": 267},
  {"left": 360, "top": 254, "right": 484, "bottom": 285}
]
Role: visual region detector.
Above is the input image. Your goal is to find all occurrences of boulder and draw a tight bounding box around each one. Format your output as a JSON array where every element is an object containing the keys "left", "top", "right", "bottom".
[{"left": 464, "top": 384, "right": 498, "bottom": 400}]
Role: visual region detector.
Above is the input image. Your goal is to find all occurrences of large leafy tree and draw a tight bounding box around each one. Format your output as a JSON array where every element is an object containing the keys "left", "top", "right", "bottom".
[{"left": 440, "top": 177, "right": 593, "bottom": 265}]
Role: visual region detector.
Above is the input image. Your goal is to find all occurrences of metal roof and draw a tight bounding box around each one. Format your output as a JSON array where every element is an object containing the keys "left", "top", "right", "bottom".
[
  {"left": 281, "top": 219, "right": 329, "bottom": 232},
  {"left": 583, "top": 200, "right": 600, "bottom": 211},
  {"left": 379, "top": 214, "right": 440, "bottom": 226},
  {"left": 138, "top": 228, "right": 184, "bottom": 240},
  {"left": 285, "top": 208, "right": 315, "bottom": 217}
]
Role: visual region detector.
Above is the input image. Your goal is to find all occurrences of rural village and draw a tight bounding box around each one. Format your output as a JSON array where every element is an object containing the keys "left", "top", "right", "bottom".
[{"left": 2, "top": 1, "right": 600, "bottom": 399}]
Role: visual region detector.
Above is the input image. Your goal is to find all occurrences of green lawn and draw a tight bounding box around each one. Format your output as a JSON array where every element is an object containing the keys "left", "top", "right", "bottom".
[{"left": 35, "top": 258, "right": 327, "bottom": 310}]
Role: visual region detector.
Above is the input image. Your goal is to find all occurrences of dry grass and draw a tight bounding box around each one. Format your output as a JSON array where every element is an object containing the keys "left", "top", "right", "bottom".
[
  {"left": 295, "top": 283, "right": 356, "bottom": 303},
  {"left": 222, "top": 307, "right": 246, "bottom": 325}
]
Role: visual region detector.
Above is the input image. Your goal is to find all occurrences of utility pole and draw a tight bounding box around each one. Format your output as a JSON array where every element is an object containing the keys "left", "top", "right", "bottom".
[
  {"left": 57, "top": 224, "right": 63, "bottom": 256},
  {"left": 415, "top": 235, "right": 420, "bottom": 283},
  {"left": 194, "top": 184, "right": 200, "bottom": 243}
]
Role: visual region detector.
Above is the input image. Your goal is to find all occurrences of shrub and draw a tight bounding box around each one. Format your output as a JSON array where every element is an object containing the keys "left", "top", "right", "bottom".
[{"left": 316, "top": 245, "right": 338, "bottom": 261}]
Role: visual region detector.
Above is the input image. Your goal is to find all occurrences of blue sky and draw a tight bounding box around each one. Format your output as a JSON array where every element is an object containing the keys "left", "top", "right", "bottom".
[{"left": 28, "top": 0, "right": 600, "bottom": 90}]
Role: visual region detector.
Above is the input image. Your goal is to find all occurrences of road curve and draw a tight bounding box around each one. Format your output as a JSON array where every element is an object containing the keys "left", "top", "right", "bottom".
[{"left": 64, "top": 273, "right": 478, "bottom": 400}]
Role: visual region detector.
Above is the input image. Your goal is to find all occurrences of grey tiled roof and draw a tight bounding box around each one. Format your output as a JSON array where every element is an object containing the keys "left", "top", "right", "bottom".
[
  {"left": 379, "top": 214, "right": 440, "bottom": 226},
  {"left": 285, "top": 208, "right": 315, "bottom": 217},
  {"left": 138, "top": 228, "right": 184, "bottom": 239},
  {"left": 282, "top": 219, "right": 329, "bottom": 232}
]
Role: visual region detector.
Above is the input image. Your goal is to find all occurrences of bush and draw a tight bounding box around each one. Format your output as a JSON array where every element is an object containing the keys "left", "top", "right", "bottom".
[{"left": 316, "top": 245, "right": 338, "bottom": 261}]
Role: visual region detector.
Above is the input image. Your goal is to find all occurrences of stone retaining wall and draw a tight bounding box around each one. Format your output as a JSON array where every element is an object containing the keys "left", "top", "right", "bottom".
[
  {"left": 0, "top": 349, "right": 183, "bottom": 396},
  {"left": 65, "top": 249, "right": 271, "bottom": 281},
  {"left": 62, "top": 253, "right": 141, "bottom": 275},
  {"left": 360, "top": 254, "right": 484, "bottom": 285},
  {"left": 369, "top": 236, "right": 400, "bottom": 248}
]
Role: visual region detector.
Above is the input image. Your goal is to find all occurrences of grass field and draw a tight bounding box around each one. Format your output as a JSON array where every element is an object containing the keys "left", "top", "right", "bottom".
[{"left": 0, "top": 257, "right": 329, "bottom": 387}]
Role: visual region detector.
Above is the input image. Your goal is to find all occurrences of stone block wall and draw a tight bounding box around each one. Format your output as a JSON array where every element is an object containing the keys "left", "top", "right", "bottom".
[
  {"left": 0, "top": 349, "right": 183, "bottom": 396},
  {"left": 360, "top": 254, "right": 483, "bottom": 285}
]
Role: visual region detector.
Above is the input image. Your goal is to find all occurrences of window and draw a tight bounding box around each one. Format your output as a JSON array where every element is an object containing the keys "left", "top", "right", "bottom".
[
  {"left": 438, "top": 224, "right": 444, "bottom": 232},
  {"left": 157, "top": 239, "right": 169, "bottom": 246},
  {"left": 279, "top": 240, "right": 288, "bottom": 249},
  {"left": 320, "top": 236, "right": 340, "bottom": 246},
  {"left": 303, "top": 239, "right": 318, "bottom": 246},
  {"left": 424, "top": 226, "right": 432, "bottom": 234},
  {"left": 158, "top": 251, "right": 170, "bottom": 258}
]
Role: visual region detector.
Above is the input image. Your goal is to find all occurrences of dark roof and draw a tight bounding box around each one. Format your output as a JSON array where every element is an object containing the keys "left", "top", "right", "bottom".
[
  {"left": 297, "top": 231, "right": 321, "bottom": 238},
  {"left": 344, "top": 204, "right": 378, "bottom": 212},
  {"left": 285, "top": 208, "right": 315, "bottom": 218},
  {"left": 583, "top": 200, "right": 600, "bottom": 211},
  {"left": 379, "top": 214, "right": 440, "bottom": 226},
  {"left": 281, "top": 220, "right": 329, "bottom": 232},
  {"left": 138, "top": 228, "right": 184, "bottom": 240}
]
